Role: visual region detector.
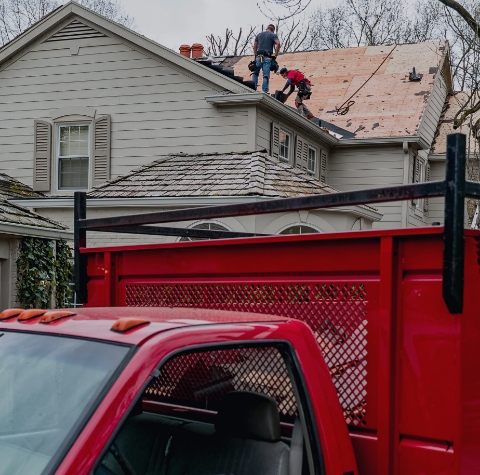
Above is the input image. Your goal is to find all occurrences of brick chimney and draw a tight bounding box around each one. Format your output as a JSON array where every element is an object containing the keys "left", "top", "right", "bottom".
[
  {"left": 179, "top": 45, "right": 191, "bottom": 58},
  {"left": 191, "top": 44, "right": 204, "bottom": 59}
]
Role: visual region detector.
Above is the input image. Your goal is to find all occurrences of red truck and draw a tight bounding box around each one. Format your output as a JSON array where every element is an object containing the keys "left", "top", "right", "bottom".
[{"left": 1, "top": 133, "right": 479, "bottom": 475}]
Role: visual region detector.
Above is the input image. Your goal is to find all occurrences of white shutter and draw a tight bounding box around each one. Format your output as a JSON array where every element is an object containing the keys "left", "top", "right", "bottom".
[
  {"left": 320, "top": 150, "right": 327, "bottom": 183},
  {"left": 271, "top": 122, "right": 280, "bottom": 159},
  {"left": 295, "top": 135, "right": 308, "bottom": 171},
  {"left": 33, "top": 120, "right": 52, "bottom": 192},
  {"left": 411, "top": 155, "right": 420, "bottom": 206},
  {"left": 93, "top": 115, "right": 111, "bottom": 185},
  {"left": 423, "top": 162, "right": 430, "bottom": 213}
]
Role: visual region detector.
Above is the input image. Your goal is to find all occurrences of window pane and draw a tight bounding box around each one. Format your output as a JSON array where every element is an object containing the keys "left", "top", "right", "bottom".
[
  {"left": 0, "top": 331, "right": 130, "bottom": 475},
  {"left": 180, "top": 222, "right": 229, "bottom": 241},
  {"left": 70, "top": 126, "right": 80, "bottom": 141},
  {"left": 59, "top": 157, "right": 89, "bottom": 189},
  {"left": 279, "top": 130, "right": 290, "bottom": 161},
  {"left": 59, "top": 141, "right": 70, "bottom": 156},
  {"left": 59, "top": 127, "right": 69, "bottom": 142},
  {"left": 280, "top": 225, "right": 319, "bottom": 235}
]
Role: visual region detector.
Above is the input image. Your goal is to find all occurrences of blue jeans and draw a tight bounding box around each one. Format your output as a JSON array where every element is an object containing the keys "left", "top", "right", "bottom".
[{"left": 252, "top": 57, "right": 272, "bottom": 93}]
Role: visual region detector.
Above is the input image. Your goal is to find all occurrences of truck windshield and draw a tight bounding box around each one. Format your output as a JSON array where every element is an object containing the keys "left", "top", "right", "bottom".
[{"left": 0, "top": 330, "right": 131, "bottom": 475}]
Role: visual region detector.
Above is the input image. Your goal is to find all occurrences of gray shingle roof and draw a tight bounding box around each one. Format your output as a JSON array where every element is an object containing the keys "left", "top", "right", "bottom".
[
  {"left": 89, "top": 152, "right": 340, "bottom": 199},
  {"left": 0, "top": 176, "right": 67, "bottom": 230}
]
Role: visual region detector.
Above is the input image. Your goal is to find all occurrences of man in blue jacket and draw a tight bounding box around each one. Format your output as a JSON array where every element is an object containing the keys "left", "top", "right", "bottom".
[{"left": 252, "top": 25, "right": 280, "bottom": 93}]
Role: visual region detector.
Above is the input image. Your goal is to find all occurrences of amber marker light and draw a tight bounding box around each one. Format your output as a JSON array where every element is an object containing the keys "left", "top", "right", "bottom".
[
  {"left": 17, "top": 309, "right": 47, "bottom": 321},
  {"left": 39, "top": 311, "right": 76, "bottom": 324},
  {"left": 0, "top": 308, "right": 24, "bottom": 320},
  {"left": 111, "top": 317, "right": 150, "bottom": 333}
]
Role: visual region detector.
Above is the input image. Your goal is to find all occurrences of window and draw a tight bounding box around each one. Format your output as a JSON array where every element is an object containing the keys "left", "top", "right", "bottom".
[
  {"left": 279, "top": 225, "right": 320, "bottom": 235},
  {"left": 279, "top": 129, "right": 291, "bottom": 161},
  {"left": 57, "top": 124, "right": 90, "bottom": 190},
  {"left": 95, "top": 344, "right": 318, "bottom": 475},
  {"left": 307, "top": 147, "right": 316, "bottom": 174},
  {"left": 179, "top": 222, "right": 230, "bottom": 241},
  {"left": 0, "top": 331, "right": 131, "bottom": 475}
]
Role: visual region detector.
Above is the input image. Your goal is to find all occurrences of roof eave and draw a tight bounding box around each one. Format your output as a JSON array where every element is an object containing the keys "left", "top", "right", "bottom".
[
  {"left": 205, "top": 93, "right": 339, "bottom": 146},
  {"left": 0, "top": 1, "right": 252, "bottom": 94},
  {"left": 0, "top": 221, "right": 72, "bottom": 239},
  {"left": 9, "top": 196, "right": 382, "bottom": 221},
  {"left": 337, "top": 135, "right": 430, "bottom": 150}
]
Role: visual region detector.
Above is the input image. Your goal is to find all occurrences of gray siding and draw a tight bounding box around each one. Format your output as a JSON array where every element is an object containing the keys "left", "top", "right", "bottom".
[
  {"left": 329, "top": 145, "right": 405, "bottom": 228},
  {"left": 418, "top": 71, "right": 448, "bottom": 147},
  {"left": 0, "top": 33, "right": 250, "bottom": 189},
  {"left": 428, "top": 160, "right": 445, "bottom": 225}
]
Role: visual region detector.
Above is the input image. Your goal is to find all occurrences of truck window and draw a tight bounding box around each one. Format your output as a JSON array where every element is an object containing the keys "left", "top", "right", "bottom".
[
  {"left": 95, "top": 344, "right": 320, "bottom": 475},
  {"left": 0, "top": 331, "right": 131, "bottom": 475}
]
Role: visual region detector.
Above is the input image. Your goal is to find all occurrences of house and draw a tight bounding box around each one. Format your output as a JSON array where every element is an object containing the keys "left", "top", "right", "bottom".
[
  {"left": 0, "top": 174, "right": 71, "bottom": 310},
  {"left": 0, "top": 2, "right": 455, "bottom": 241},
  {"left": 428, "top": 91, "right": 480, "bottom": 225}
]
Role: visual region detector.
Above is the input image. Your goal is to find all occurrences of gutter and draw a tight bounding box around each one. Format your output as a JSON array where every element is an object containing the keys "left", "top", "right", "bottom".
[
  {"left": 205, "top": 93, "right": 339, "bottom": 146},
  {"left": 0, "top": 221, "right": 72, "bottom": 240},
  {"left": 9, "top": 196, "right": 382, "bottom": 221},
  {"left": 337, "top": 135, "right": 430, "bottom": 150}
]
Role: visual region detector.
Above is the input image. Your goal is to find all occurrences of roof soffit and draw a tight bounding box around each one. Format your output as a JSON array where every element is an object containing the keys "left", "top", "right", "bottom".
[{"left": 0, "top": 1, "right": 252, "bottom": 94}]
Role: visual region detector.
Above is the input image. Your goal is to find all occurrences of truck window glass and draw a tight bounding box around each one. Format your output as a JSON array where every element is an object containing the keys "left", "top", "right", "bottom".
[
  {"left": 96, "top": 344, "right": 315, "bottom": 475},
  {"left": 0, "top": 331, "right": 131, "bottom": 475}
]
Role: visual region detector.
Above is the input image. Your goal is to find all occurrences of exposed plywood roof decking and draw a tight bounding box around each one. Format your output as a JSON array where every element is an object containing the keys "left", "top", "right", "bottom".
[{"left": 226, "top": 42, "right": 450, "bottom": 139}]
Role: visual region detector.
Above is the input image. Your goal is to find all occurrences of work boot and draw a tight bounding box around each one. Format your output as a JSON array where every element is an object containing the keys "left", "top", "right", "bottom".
[{"left": 307, "top": 114, "right": 314, "bottom": 120}]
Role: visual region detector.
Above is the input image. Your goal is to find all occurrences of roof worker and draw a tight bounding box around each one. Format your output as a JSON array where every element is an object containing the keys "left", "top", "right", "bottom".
[
  {"left": 280, "top": 68, "right": 314, "bottom": 121},
  {"left": 252, "top": 24, "right": 280, "bottom": 93}
]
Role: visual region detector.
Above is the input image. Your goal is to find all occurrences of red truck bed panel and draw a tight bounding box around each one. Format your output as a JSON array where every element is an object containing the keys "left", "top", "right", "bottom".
[{"left": 82, "top": 227, "right": 480, "bottom": 475}]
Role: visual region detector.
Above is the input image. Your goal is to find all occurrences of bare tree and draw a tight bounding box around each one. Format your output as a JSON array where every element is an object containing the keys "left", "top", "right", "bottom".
[
  {"left": 257, "top": 0, "right": 311, "bottom": 21},
  {"left": 205, "top": 26, "right": 257, "bottom": 56},
  {"left": 0, "top": 0, "right": 134, "bottom": 46},
  {"left": 205, "top": 19, "right": 315, "bottom": 56}
]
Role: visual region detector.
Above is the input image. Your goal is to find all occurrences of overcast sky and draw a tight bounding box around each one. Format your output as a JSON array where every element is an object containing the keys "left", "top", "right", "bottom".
[{"left": 118, "top": 0, "right": 321, "bottom": 51}]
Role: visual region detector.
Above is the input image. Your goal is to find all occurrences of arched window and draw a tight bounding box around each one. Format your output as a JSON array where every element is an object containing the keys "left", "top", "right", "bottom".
[
  {"left": 179, "top": 222, "right": 230, "bottom": 241},
  {"left": 279, "top": 224, "right": 320, "bottom": 235}
]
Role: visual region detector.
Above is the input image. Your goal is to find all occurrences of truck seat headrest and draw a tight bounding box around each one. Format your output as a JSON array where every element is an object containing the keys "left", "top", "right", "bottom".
[{"left": 215, "top": 391, "right": 281, "bottom": 442}]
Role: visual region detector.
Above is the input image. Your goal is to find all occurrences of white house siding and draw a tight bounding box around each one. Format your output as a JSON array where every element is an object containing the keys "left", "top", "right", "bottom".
[
  {"left": 0, "top": 31, "right": 251, "bottom": 189},
  {"left": 329, "top": 145, "right": 405, "bottom": 228},
  {"left": 417, "top": 72, "right": 449, "bottom": 147}
]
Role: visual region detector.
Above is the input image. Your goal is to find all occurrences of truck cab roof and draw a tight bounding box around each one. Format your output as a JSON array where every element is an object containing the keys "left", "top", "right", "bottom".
[{"left": 0, "top": 306, "right": 288, "bottom": 345}]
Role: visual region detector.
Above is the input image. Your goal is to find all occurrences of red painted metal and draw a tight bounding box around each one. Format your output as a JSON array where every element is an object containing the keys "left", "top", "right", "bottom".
[{"left": 76, "top": 227, "right": 480, "bottom": 475}]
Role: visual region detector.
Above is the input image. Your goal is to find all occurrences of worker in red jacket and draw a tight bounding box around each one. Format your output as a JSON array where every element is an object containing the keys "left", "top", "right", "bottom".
[{"left": 280, "top": 68, "right": 314, "bottom": 121}]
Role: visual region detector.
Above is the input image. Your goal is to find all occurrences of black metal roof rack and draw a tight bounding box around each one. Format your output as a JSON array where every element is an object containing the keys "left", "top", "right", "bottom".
[{"left": 74, "top": 133, "right": 478, "bottom": 314}]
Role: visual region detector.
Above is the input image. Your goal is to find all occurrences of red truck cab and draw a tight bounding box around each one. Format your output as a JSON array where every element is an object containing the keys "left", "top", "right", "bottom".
[{"left": 0, "top": 307, "right": 355, "bottom": 475}]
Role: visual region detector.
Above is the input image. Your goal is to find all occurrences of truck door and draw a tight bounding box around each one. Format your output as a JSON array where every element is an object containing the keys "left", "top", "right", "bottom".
[{"left": 92, "top": 340, "right": 324, "bottom": 475}]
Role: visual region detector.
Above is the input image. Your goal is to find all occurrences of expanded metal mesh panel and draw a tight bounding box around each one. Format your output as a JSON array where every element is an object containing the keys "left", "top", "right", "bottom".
[
  {"left": 144, "top": 346, "right": 297, "bottom": 421},
  {"left": 128, "top": 282, "right": 368, "bottom": 426}
]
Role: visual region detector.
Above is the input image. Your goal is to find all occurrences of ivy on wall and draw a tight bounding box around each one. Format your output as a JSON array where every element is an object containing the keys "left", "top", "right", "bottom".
[{"left": 16, "top": 237, "right": 73, "bottom": 309}]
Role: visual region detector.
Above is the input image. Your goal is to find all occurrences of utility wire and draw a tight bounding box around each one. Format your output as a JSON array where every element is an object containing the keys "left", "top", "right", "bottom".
[{"left": 336, "top": 44, "right": 397, "bottom": 115}]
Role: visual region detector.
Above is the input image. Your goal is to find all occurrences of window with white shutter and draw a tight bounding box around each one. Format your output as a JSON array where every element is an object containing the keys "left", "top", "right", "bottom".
[
  {"left": 33, "top": 120, "right": 52, "bottom": 192},
  {"left": 57, "top": 124, "right": 90, "bottom": 190}
]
